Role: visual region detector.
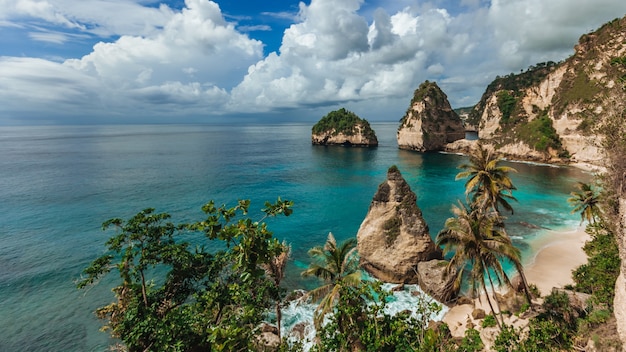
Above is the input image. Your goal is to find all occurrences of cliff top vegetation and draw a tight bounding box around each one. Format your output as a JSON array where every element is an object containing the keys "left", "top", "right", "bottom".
[{"left": 312, "top": 108, "right": 376, "bottom": 139}]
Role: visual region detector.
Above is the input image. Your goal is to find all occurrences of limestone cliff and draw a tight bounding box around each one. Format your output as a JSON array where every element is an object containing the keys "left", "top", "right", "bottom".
[
  {"left": 312, "top": 108, "right": 378, "bottom": 147},
  {"left": 397, "top": 81, "right": 465, "bottom": 151},
  {"left": 467, "top": 16, "right": 626, "bottom": 167},
  {"left": 616, "top": 199, "right": 626, "bottom": 348},
  {"left": 356, "top": 166, "right": 442, "bottom": 284}
]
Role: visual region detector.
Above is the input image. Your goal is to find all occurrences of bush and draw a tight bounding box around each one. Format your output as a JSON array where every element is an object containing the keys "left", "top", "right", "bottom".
[
  {"left": 572, "top": 221, "right": 620, "bottom": 309},
  {"left": 481, "top": 314, "right": 497, "bottom": 328}
]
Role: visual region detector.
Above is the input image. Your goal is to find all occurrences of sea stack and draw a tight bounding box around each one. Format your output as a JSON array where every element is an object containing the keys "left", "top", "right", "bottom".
[
  {"left": 311, "top": 108, "right": 378, "bottom": 147},
  {"left": 356, "top": 166, "right": 442, "bottom": 284},
  {"left": 397, "top": 81, "right": 465, "bottom": 151}
]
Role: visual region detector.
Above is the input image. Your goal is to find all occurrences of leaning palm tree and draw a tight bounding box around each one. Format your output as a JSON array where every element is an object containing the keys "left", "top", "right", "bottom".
[
  {"left": 457, "top": 142, "right": 518, "bottom": 215},
  {"left": 568, "top": 181, "right": 601, "bottom": 224},
  {"left": 301, "top": 232, "right": 362, "bottom": 329},
  {"left": 437, "top": 202, "right": 532, "bottom": 328},
  {"left": 260, "top": 241, "right": 290, "bottom": 339}
]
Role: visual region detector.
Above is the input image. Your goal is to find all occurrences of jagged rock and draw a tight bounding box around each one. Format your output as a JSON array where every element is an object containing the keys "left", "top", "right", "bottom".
[
  {"left": 397, "top": 81, "right": 465, "bottom": 152},
  {"left": 311, "top": 108, "right": 378, "bottom": 147},
  {"left": 416, "top": 259, "right": 459, "bottom": 303},
  {"left": 472, "top": 308, "right": 486, "bottom": 320},
  {"left": 290, "top": 322, "right": 308, "bottom": 340},
  {"left": 616, "top": 198, "right": 626, "bottom": 347},
  {"left": 256, "top": 323, "right": 281, "bottom": 351},
  {"left": 456, "top": 296, "right": 474, "bottom": 306},
  {"left": 552, "top": 288, "right": 592, "bottom": 314},
  {"left": 469, "top": 16, "right": 626, "bottom": 168},
  {"left": 357, "top": 166, "right": 442, "bottom": 284}
]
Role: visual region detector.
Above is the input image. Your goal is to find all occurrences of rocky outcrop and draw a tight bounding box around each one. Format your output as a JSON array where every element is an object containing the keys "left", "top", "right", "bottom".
[
  {"left": 468, "top": 16, "right": 626, "bottom": 167},
  {"left": 312, "top": 107, "right": 378, "bottom": 147},
  {"left": 356, "top": 166, "right": 442, "bottom": 284},
  {"left": 417, "top": 259, "right": 458, "bottom": 303},
  {"left": 616, "top": 198, "right": 626, "bottom": 348},
  {"left": 311, "top": 128, "right": 378, "bottom": 146},
  {"left": 397, "top": 81, "right": 465, "bottom": 152}
]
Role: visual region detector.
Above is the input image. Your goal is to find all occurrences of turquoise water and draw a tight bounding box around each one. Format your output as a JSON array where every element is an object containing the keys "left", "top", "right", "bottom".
[{"left": 0, "top": 123, "right": 590, "bottom": 351}]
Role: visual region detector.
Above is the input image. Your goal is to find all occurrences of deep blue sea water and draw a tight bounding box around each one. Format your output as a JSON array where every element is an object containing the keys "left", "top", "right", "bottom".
[{"left": 0, "top": 123, "right": 591, "bottom": 351}]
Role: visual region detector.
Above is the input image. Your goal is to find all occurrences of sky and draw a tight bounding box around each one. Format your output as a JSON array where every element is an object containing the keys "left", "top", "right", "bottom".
[{"left": 1, "top": 0, "right": 625, "bottom": 125}]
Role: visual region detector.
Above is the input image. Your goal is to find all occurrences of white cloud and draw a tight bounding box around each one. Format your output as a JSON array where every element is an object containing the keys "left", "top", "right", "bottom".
[{"left": 1, "top": 0, "right": 626, "bottom": 123}]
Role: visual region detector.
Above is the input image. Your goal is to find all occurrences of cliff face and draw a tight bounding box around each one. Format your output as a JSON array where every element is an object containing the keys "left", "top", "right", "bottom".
[
  {"left": 616, "top": 199, "right": 626, "bottom": 347},
  {"left": 311, "top": 107, "right": 378, "bottom": 147},
  {"left": 311, "top": 124, "right": 378, "bottom": 146},
  {"left": 356, "top": 166, "right": 443, "bottom": 284},
  {"left": 397, "top": 81, "right": 465, "bottom": 151},
  {"left": 470, "top": 16, "right": 626, "bottom": 167}
]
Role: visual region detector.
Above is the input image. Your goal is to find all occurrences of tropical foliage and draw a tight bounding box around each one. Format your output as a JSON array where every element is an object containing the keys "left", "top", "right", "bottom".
[
  {"left": 311, "top": 108, "right": 376, "bottom": 139},
  {"left": 311, "top": 281, "right": 453, "bottom": 352},
  {"left": 456, "top": 143, "right": 518, "bottom": 215},
  {"left": 77, "top": 198, "right": 294, "bottom": 352},
  {"left": 436, "top": 202, "right": 525, "bottom": 328},
  {"left": 568, "top": 181, "right": 602, "bottom": 224},
  {"left": 572, "top": 220, "right": 620, "bottom": 309},
  {"left": 301, "top": 232, "right": 362, "bottom": 329}
]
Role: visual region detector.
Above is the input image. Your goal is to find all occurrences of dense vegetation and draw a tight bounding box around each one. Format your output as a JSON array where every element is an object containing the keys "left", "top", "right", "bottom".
[
  {"left": 466, "top": 62, "right": 558, "bottom": 127},
  {"left": 311, "top": 108, "right": 376, "bottom": 139},
  {"left": 78, "top": 198, "right": 295, "bottom": 351},
  {"left": 516, "top": 114, "right": 562, "bottom": 152}
]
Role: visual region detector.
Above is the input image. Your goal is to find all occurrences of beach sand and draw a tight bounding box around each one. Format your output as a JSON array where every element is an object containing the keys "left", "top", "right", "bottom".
[
  {"left": 442, "top": 225, "right": 590, "bottom": 340},
  {"left": 524, "top": 225, "right": 589, "bottom": 296}
]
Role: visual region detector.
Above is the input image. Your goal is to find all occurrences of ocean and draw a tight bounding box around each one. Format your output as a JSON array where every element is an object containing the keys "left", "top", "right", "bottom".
[{"left": 0, "top": 123, "right": 591, "bottom": 351}]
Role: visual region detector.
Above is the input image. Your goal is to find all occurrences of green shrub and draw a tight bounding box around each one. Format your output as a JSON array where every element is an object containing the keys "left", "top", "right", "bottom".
[
  {"left": 458, "top": 328, "right": 484, "bottom": 352},
  {"left": 481, "top": 314, "right": 497, "bottom": 328},
  {"left": 573, "top": 221, "right": 620, "bottom": 309},
  {"left": 516, "top": 115, "right": 562, "bottom": 151},
  {"left": 496, "top": 91, "right": 517, "bottom": 124}
]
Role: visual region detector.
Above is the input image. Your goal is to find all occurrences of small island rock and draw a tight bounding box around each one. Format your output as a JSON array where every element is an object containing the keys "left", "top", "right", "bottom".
[
  {"left": 356, "top": 166, "right": 442, "bottom": 283},
  {"left": 312, "top": 108, "right": 378, "bottom": 147},
  {"left": 397, "top": 81, "right": 465, "bottom": 151}
]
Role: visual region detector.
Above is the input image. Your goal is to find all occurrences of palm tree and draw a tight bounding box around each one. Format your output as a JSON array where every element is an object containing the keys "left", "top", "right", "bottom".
[
  {"left": 301, "top": 232, "right": 362, "bottom": 329},
  {"left": 568, "top": 182, "right": 601, "bottom": 224},
  {"left": 260, "top": 241, "right": 290, "bottom": 339},
  {"left": 457, "top": 142, "right": 517, "bottom": 215},
  {"left": 436, "top": 202, "right": 531, "bottom": 328}
]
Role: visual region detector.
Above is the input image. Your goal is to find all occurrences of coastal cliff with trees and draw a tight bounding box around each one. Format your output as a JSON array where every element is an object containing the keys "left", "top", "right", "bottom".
[
  {"left": 451, "top": 17, "right": 626, "bottom": 168},
  {"left": 77, "top": 15, "right": 626, "bottom": 352}
]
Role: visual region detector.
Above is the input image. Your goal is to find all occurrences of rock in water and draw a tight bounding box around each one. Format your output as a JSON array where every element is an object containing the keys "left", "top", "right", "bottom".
[
  {"left": 397, "top": 81, "right": 465, "bottom": 151},
  {"left": 357, "top": 166, "right": 442, "bottom": 283},
  {"left": 417, "top": 259, "right": 459, "bottom": 303},
  {"left": 311, "top": 107, "right": 378, "bottom": 147}
]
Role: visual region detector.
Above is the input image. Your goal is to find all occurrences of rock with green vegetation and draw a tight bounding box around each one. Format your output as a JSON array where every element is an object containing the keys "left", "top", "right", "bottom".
[
  {"left": 397, "top": 80, "right": 465, "bottom": 152},
  {"left": 470, "top": 15, "right": 626, "bottom": 166},
  {"left": 311, "top": 108, "right": 378, "bottom": 146},
  {"left": 356, "top": 165, "right": 442, "bottom": 284}
]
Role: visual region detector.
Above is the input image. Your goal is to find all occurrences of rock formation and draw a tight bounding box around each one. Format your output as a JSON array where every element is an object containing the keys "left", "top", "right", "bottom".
[
  {"left": 397, "top": 81, "right": 465, "bottom": 151},
  {"left": 311, "top": 108, "right": 378, "bottom": 147},
  {"left": 616, "top": 198, "right": 626, "bottom": 347},
  {"left": 417, "top": 259, "right": 459, "bottom": 303},
  {"left": 356, "top": 165, "right": 442, "bottom": 284},
  {"left": 465, "top": 16, "right": 626, "bottom": 167}
]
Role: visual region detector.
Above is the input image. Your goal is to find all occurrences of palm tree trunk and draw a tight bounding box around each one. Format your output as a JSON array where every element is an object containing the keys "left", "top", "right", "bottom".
[
  {"left": 481, "top": 259, "right": 502, "bottom": 330},
  {"left": 276, "top": 302, "right": 282, "bottom": 340},
  {"left": 486, "top": 268, "right": 505, "bottom": 326},
  {"left": 514, "top": 262, "right": 533, "bottom": 305},
  {"left": 482, "top": 283, "right": 502, "bottom": 330}
]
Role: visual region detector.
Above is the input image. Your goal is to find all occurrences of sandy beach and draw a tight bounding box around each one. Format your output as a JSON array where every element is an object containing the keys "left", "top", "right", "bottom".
[
  {"left": 524, "top": 225, "right": 589, "bottom": 295},
  {"left": 443, "top": 225, "right": 590, "bottom": 339}
]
